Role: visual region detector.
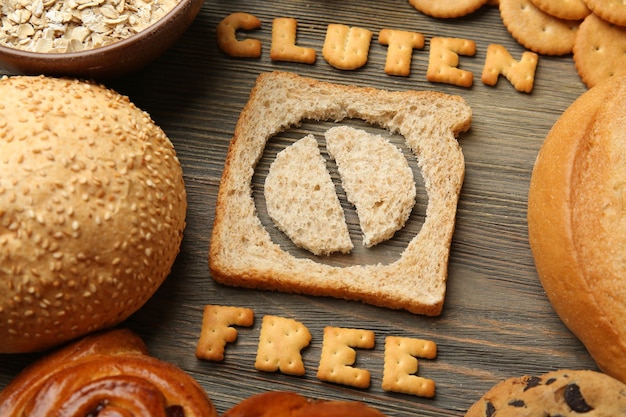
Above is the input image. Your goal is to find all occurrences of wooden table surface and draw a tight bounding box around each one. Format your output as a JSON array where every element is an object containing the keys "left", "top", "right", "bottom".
[{"left": 0, "top": 1, "right": 597, "bottom": 415}]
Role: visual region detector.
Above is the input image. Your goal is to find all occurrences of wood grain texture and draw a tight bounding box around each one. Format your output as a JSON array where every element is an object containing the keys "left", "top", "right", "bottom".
[{"left": 0, "top": 1, "right": 595, "bottom": 416}]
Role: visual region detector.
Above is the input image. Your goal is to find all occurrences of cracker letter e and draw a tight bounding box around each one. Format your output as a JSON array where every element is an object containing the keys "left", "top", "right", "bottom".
[
  {"left": 317, "top": 326, "right": 375, "bottom": 388},
  {"left": 255, "top": 315, "right": 312, "bottom": 376},
  {"left": 382, "top": 336, "right": 437, "bottom": 398},
  {"left": 196, "top": 305, "right": 254, "bottom": 361},
  {"left": 427, "top": 37, "right": 476, "bottom": 87}
]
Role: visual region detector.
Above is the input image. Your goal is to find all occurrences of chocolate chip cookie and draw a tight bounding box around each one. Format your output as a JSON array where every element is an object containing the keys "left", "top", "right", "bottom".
[{"left": 465, "top": 369, "right": 626, "bottom": 416}]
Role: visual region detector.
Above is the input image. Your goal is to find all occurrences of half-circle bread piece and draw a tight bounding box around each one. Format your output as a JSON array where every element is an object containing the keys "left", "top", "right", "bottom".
[
  {"left": 324, "top": 126, "right": 416, "bottom": 247},
  {"left": 265, "top": 135, "right": 353, "bottom": 256}
]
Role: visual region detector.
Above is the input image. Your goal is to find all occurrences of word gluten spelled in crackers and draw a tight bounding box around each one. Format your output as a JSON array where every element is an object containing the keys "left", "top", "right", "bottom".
[
  {"left": 196, "top": 305, "right": 438, "bottom": 398},
  {"left": 217, "top": 12, "right": 539, "bottom": 93}
]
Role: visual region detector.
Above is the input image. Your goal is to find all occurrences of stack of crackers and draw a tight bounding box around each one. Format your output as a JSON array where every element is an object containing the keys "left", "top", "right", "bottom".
[{"left": 410, "top": 0, "right": 626, "bottom": 89}]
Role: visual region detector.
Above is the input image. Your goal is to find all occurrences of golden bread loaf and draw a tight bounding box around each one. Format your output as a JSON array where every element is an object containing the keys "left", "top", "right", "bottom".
[{"left": 528, "top": 73, "right": 626, "bottom": 383}]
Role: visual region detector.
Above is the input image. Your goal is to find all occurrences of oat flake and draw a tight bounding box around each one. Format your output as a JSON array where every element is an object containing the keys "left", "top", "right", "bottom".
[{"left": 0, "top": 0, "right": 181, "bottom": 53}]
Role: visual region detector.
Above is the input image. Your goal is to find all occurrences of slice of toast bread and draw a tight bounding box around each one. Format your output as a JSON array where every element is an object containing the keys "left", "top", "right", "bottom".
[
  {"left": 209, "top": 71, "right": 471, "bottom": 316},
  {"left": 324, "top": 125, "right": 416, "bottom": 247},
  {"left": 264, "top": 134, "right": 353, "bottom": 256}
]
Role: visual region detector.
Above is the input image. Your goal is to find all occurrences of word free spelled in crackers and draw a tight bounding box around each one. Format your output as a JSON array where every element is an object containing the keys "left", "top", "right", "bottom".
[
  {"left": 217, "top": 12, "right": 538, "bottom": 93},
  {"left": 196, "top": 305, "right": 438, "bottom": 398}
]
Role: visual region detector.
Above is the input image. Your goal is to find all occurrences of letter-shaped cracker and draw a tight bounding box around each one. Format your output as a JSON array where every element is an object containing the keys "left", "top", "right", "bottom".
[
  {"left": 316, "top": 326, "right": 375, "bottom": 388},
  {"left": 216, "top": 12, "right": 262, "bottom": 58},
  {"left": 195, "top": 305, "right": 254, "bottom": 361},
  {"left": 481, "top": 44, "right": 538, "bottom": 93},
  {"left": 378, "top": 29, "right": 425, "bottom": 76},
  {"left": 270, "top": 18, "right": 316, "bottom": 64},
  {"left": 382, "top": 336, "right": 437, "bottom": 398},
  {"left": 254, "top": 315, "right": 312, "bottom": 376},
  {"left": 427, "top": 37, "right": 476, "bottom": 87},
  {"left": 323, "top": 24, "right": 372, "bottom": 70}
]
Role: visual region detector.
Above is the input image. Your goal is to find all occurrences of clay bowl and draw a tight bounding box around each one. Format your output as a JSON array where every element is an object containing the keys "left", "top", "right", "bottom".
[{"left": 0, "top": 0, "right": 204, "bottom": 79}]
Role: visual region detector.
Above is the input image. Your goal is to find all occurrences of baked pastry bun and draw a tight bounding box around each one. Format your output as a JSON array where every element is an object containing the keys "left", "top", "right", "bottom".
[
  {"left": 222, "top": 391, "right": 387, "bottom": 417},
  {"left": 0, "top": 76, "right": 187, "bottom": 353},
  {"left": 527, "top": 74, "right": 626, "bottom": 383},
  {"left": 0, "top": 329, "right": 217, "bottom": 416}
]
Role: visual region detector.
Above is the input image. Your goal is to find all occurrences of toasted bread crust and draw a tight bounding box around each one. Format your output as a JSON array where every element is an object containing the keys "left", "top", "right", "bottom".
[{"left": 209, "top": 71, "right": 471, "bottom": 316}]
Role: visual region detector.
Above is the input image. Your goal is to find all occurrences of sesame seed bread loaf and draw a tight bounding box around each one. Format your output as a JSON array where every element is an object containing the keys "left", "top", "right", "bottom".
[
  {"left": 209, "top": 71, "right": 471, "bottom": 316},
  {"left": 324, "top": 125, "right": 416, "bottom": 247},
  {"left": 0, "top": 76, "right": 187, "bottom": 353},
  {"left": 527, "top": 73, "right": 626, "bottom": 383},
  {"left": 264, "top": 134, "right": 353, "bottom": 256}
]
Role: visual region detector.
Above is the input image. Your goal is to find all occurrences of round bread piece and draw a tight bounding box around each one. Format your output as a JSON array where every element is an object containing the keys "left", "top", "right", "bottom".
[
  {"left": 465, "top": 369, "right": 626, "bottom": 416},
  {"left": 527, "top": 74, "right": 626, "bottom": 383},
  {"left": 0, "top": 76, "right": 187, "bottom": 353}
]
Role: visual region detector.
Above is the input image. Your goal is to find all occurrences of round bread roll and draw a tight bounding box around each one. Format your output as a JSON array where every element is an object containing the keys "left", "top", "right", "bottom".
[
  {"left": 222, "top": 391, "right": 387, "bottom": 416},
  {"left": 0, "top": 75, "right": 187, "bottom": 353},
  {"left": 527, "top": 73, "right": 626, "bottom": 383}
]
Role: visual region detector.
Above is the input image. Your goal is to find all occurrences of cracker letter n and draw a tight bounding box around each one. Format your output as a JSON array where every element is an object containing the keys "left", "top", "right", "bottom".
[
  {"left": 481, "top": 44, "right": 538, "bottom": 93},
  {"left": 216, "top": 12, "right": 262, "bottom": 58},
  {"left": 378, "top": 29, "right": 425, "bottom": 76},
  {"left": 196, "top": 305, "right": 254, "bottom": 361},
  {"left": 427, "top": 37, "right": 476, "bottom": 87},
  {"left": 323, "top": 24, "right": 373, "bottom": 70},
  {"left": 255, "top": 315, "right": 312, "bottom": 376},
  {"left": 382, "top": 336, "right": 437, "bottom": 398},
  {"left": 270, "top": 18, "right": 316, "bottom": 64},
  {"left": 316, "top": 326, "right": 375, "bottom": 388}
]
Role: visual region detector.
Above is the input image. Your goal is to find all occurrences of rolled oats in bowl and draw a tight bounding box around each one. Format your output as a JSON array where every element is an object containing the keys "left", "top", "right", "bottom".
[
  {"left": 1, "top": 0, "right": 181, "bottom": 53},
  {"left": 0, "top": 0, "right": 203, "bottom": 78}
]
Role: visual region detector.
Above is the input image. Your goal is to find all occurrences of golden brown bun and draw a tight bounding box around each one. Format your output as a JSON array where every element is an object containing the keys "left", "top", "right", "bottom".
[
  {"left": 0, "top": 76, "right": 187, "bottom": 353},
  {"left": 222, "top": 391, "right": 388, "bottom": 417},
  {"left": 0, "top": 329, "right": 217, "bottom": 416},
  {"left": 528, "top": 73, "right": 626, "bottom": 383}
]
